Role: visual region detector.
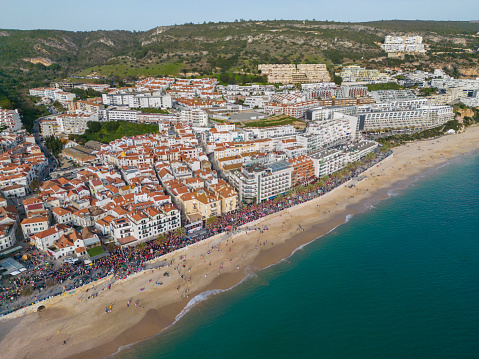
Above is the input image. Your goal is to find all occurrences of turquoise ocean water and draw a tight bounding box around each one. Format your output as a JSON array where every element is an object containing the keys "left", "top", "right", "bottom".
[{"left": 116, "top": 151, "right": 479, "bottom": 359}]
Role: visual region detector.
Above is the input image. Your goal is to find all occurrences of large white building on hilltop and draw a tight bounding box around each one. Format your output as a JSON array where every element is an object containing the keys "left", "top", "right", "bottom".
[
  {"left": 381, "top": 36, "right": 426, "bottom": 54},
  {"left": 0, "top": 109, "right": 22, "bottom": 131}
]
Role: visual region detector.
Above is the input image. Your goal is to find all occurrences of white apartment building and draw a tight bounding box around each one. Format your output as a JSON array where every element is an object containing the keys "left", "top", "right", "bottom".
[
  {"left": 357, "top": 104, "right": 454, "bottom": 130},
  {"left": 0, "top": 109, "right": 22, "bottom": 131},
  {"left": 40, "top": 118, "right": 62, "bottom": 137},
  {"left": 344, "top": 140, "right": 379, "bottom": 163},
  {"left": 381, "top": 36, "right": 426, "bottom": 53},
  {"left": 21, "top": 217, "right": 49, "bottom": 238},
  {"left": 180, "top": 108, "right": 209, "bottom": 127},
  {"left": 101, "top": 109, "right": 139, "bottom": 122},
  {"left": 306, "top": 106, "right": 359, "bottom": 121},
  {"left": 244, "top": 125, "right": 297, "bottom": 140},
  {"left": 57, "top": 113, "right": 100, "bottom": 135},
  {"left": 431, "top": 78, "right": 479, "bottom": 91},
  {"left": 297, "top": 115, "right": 358, "bottom": 153},
  {"left": 310, "top": 148, "right": 349, "bottom": 177},
  {"left": 29, "top": 87, "right": 76, "bottom": 104},
  {"left": 340, "top": 65, "right": 380, "bottom": 82},
  {"left": 370, "top": 89, "right": 418, "bottom": 103},
  {"left": 259, "top": 64, "right": 330, "bottom": 84},
  {"left": 243, "top": 96, "right": 271, "bottom": 108},
  {"left": 101, "top": 93, "right": 173, "bottom": 108},
  {"left": 307, "top": 113, "right": 358, "bottom": 140},
  {"left": 0, "top": 222, "right": 17, "bottom": 251},
  {"left": 111, "top": 205, "right": 181, "bottom": 244},
  {"left": 204, "top": 129, "right": 245, "bottom": 144},
  {"left": 229, "top": 161, "right": 293, "bottom": 203},
  {"left": 309, "top": 140, "right": 378, "bottom": 177}
]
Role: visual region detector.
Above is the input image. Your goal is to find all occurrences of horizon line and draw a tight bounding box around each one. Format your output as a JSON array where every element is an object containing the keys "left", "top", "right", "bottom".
[{"left": 1, "top": 18, "right": 479, "bottom": 33}]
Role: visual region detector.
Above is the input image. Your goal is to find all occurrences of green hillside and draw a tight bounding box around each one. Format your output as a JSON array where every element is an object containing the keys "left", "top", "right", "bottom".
[{"left": 1, "top": 20, "right": 478, "bottom": 131}]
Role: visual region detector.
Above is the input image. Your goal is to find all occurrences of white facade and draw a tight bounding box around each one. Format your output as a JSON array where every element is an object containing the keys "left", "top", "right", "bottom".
[
  {"left": 0, "top": 109, "right": 22, "bottom": 131},
  {"left": 0, "top": 222, "right": 17, "bottom": 251},
  {"left": 102, "top": 93, "right": 173, "bottom": 108},
  {"left": 21, "top": 218, "right": 49, "bottom": 238},
  {"left": 244, "top": 125, "right": 297, "bottom": 140},
  {"left": 230, "top": 161, "right": 293, "bottom": 203},
  {"left": 357, "top": 104, "right": 454, "bottom": 130},
  {"left": 57, "top": 113, "right": 100, "bottom": 135},
  {"left": 29, "top": 87, "right": 76, "bottom": 104},
  {"left": 102, "top": 109, "right": 139, "bottom": 122},
  {"left": 180, "top": 109, "right": 208, "bottom": 127},
  {"left": 340, "top": 66, "right": 380, "bottom": 82},
  {"left": 111, "top": 206, "right": 181, "bottom": 243},
  {"left": 381, "top": 36, "right": 426, "bottom": 53},
  {"left": 310, "top": 148, "right": 348, "bottom": 177},
  {"left": 243, "top": 96, "right": 270, "bottom": 108},
  {"left": 297, "top": 115, "right": 358, "bottom": 153}
]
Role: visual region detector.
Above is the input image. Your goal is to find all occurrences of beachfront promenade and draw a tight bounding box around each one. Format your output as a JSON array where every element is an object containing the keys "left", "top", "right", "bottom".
[{"left": 0, "top": 150, "right": 392, "bottom": 319}]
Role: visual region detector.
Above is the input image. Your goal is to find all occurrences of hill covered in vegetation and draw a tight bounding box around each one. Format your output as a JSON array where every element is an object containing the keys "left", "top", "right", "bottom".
[{"left": 1, "top": 20, "right": 479, "bottom": 130}]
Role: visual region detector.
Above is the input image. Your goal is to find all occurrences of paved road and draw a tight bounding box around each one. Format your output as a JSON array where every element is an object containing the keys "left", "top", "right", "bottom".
[{"left": 33, "top": 116, "right": 57, "bottom": 181}]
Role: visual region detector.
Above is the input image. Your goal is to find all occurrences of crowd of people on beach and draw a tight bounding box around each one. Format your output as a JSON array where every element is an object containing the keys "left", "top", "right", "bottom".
[{"left": 0, "top": 150, "right": 392, "bottom": 317}]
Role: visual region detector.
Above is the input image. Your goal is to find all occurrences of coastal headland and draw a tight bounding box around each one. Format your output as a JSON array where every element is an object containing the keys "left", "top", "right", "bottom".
[{"left": 1, "top": 125, "right": 479, "bottom": 359}]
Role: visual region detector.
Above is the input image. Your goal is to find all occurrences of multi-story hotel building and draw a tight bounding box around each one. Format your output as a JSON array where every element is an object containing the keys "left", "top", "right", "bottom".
[
  {"left": 309, "top": 148, "right": 349, "bottom": 177},
  {"left": 381, "top": 36, "right": 426, "bottom": 54},
  {"left": 229, "top": 161, "right": 293, "bottom": 203},
  {"left": 297, "top": 114, "right": 358, "bottom": 152},
  {"left": 357, "top": 104, "right": 454, "bottom": 130}
]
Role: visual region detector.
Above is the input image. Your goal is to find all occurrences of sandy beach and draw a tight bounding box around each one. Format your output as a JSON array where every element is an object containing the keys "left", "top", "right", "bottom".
[{"left": 1, "top": 125, "right": 479, "bottom": 359}]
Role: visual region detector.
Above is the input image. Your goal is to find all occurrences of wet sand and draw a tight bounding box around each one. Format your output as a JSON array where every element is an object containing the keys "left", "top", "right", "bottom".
[{"left": 1, "top": 125, "right": 479, "bottom": 359}]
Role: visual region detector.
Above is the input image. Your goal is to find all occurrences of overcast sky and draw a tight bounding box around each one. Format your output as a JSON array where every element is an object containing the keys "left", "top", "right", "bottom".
[{"left": 2, "top": 0, "right": 478, "bottom": 31}]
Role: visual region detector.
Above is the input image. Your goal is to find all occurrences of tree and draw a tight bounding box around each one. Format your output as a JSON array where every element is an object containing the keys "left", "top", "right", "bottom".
[
  {"left": 86, "top": 121, "right": 102, "bottom": 134},
  {"left": 206, "top": 215, "right": 218, "bottom": 226},
  {"left": 30, "top": 179, "right": 41, "bottom": 193},
  {"left": 44, "top": 136, "right": 63, "bottom": 157},
  {"left": 156, "top": 233, "right": 167, "bottom": 245},
  {"left": 174, "top": 227, "right": 186, "bottom": 239},
  {"left": 52, "top": 100, "right": 63, "bottom": 111},
  {"left": 136, "top": 242, "right": 146, "bottom": 251},
  {"left": 106, "top": 243, "right": 116, "bottom": 253},
  {"left": 333, "top": 75, "right": 343, "bottom": 86},
  {"left": 315, "top": 180, "right": 324, "bottom": 189},
  {"left": 0, "top": 99, "right": 15, "bottom": 110}
]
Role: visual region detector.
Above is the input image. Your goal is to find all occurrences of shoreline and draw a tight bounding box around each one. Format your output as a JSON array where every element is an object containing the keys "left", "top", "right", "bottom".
[{"left": 1, "top": 125, "right": 478, "bottom": 359}]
